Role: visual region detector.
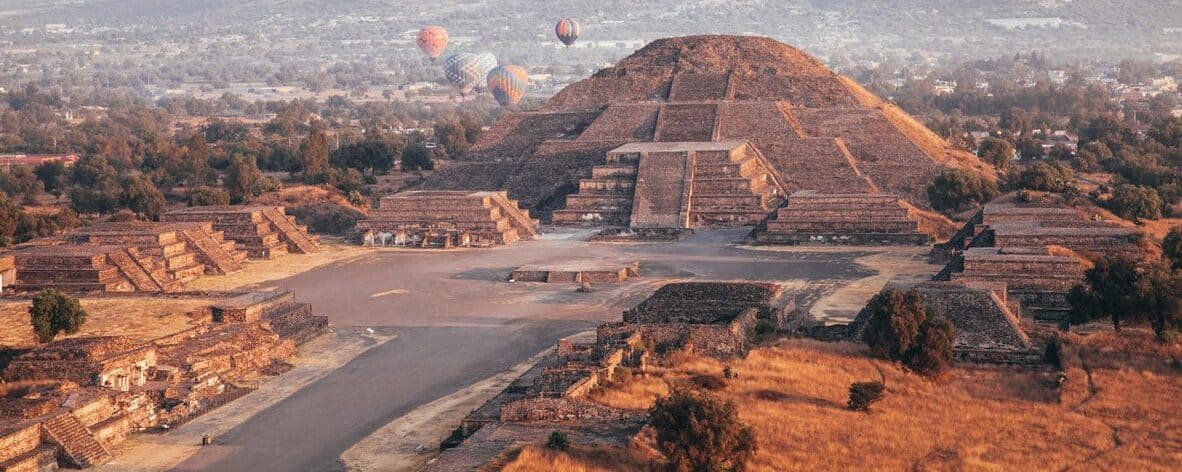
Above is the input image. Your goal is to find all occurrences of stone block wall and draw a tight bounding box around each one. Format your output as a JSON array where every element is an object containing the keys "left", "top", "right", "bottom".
[{"left": 758, "top": 190, "right": 928, "bottom": 245}]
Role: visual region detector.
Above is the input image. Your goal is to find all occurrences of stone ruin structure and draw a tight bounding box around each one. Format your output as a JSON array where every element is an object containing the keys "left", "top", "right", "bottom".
[
  {"left": 6, "top": 244, "right": 182, "bottom": 293},
  {"left": 0, "top": 256, "right": 14, "bottom": 294},
  {"left": 754, "top": 191, "right": 929, "bottom": 245},
  {"left": 552, "top": 141, "right": 785, "bottom": 228},
  {"left": 69, "top": 221, "right": 248, "bottom": 281},
  {"left": 441, "top": 282, "right": 789, "bottom": 456},
  {"left": 424, "top": 35, "right": 991, "bottom": 226},
  {"left": 510, "top": 261, "right": 641, "bottom": 284},
  {"left": 0, "top": 291, "right": 326, "bottom": 469},
  {"left": 849, "top": 282, "right": 1039, "bottom": 364},
  {"left": 932, "top": 204, "right": 1141, "bottom": 323},
  {"left": 357, "top": 190, "right": 539, "bottom": 247},
  {"left": 162, "top": 205, "right": 320, "bottom": 259}
]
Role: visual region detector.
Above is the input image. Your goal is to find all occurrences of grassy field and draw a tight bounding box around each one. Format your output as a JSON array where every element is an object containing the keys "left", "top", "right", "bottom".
[{"left": 508, "top": 336, "right": 1182, "bottom": 471}]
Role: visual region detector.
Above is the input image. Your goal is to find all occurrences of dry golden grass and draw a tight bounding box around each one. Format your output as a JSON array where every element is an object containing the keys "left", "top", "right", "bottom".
[
  {"left": 587, "top": 372, "right": 670, "bottom": 411},
  {"left": 0, "top": 297, "right": 211, "bottom": 347},
  {"left": 501, "top": 446, "right": 649, "bottom": 472},
  {"left": 901, "top": 202, "right": 959, "bottom": 240},
  {"left": 252, "top": 185, "right": 367, "bottom": 213},
  {"left": 571, "top": 338, "right": 1179, "bottom": 471},
  {"left": 183, "top": 242, "right": 368, "bottom": 291}
]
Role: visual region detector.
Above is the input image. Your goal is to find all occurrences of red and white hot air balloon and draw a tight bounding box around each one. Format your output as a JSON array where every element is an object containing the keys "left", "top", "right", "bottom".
[
  {"left": 416, "top": 26, "right": 449, "bottom": 62},
  {"left": 555, "top": 18, "right": 580, "bottom": 47}
]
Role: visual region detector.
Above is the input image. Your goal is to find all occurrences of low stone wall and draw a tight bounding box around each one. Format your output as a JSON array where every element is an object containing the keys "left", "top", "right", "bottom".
[
  {"left": 499, "top": 397, "right": 642, "bottom": 423},
  {"left": 0, "top": 423, "right": 41, "bottom": 464}
]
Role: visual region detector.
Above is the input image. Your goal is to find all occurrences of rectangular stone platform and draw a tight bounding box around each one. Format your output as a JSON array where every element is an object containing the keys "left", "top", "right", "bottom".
[
  {"left": 359, "top": 191, "right": 539, "bottom": 247},
  {"left": 510, "top": 261, "right": 640, "bottom": 284},
  {"left": 7, "top": 244, "right": 180, "bottom": 293},
  {"left": 756, "top": 191, "right": 929, "bottom": 245}
]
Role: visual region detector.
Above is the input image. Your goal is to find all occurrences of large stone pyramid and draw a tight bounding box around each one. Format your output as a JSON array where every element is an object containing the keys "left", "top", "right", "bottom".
[{"left": 426, "top": 35, "right": 992, "bottom": 224}]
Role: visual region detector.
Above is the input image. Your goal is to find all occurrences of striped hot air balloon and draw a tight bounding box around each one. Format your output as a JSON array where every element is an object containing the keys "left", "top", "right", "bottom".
[
  {"left": 442, "top": 53, "right": 481, "bottom": 94},
  {"left": 487, "top": 65, "right": 529, "bottom": 106},
  {"left": 555, "top": 18, "right": 580, "bottom": 47},
  {"left": 416, "top": 26, "right": 449, "bottom": 61}
]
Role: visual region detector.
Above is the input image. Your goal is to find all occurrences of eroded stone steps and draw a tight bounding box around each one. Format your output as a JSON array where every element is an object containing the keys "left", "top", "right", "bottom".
[{"left": 42, "top": 413, "right": 112, "bottom": 468}]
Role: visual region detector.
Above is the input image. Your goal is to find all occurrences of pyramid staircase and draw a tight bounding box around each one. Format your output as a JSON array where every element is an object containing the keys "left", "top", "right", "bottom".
[
  {"left": 177, "top": 224, "right": 249, "bottom": 275},
  {"left": 163, "top": 206, "right": 295, "bottom": 259},
  {"left": 756, "top": 191, "right": 928, "bottom": 245},
  {"left": 261, "top": 207, "right": 321, "bottom": 254},
  {"left": 75, "top": 223, "right": 208, "bottom": 283},
  {"left": 106, "top": 247, "right": 181, "bottom": 293},
  {"left": 41, "top": 413, "right": 112, "bottom": 468},
  {"left": 552, "top": 150, "right": 639, "bottom": 226},
  {"left": 553, "top": 141, "right": 782, "bottom": 228}
]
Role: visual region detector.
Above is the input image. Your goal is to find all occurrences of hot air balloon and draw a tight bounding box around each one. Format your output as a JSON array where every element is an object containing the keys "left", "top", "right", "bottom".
[
  {"left": 487, "top": 65, "right": 529, "bottom": 106},
  {"left": 555, "top": 18, "right": 580, "bottom": 47},
  {"left": 416, "top": 26, "right": 449, "bottom": 62},
  {"left": 442, "top": 53, "right": 482, "bottom": 94},
  {"left": 474, "top": 53, "right": 498, "bottom": 88}
]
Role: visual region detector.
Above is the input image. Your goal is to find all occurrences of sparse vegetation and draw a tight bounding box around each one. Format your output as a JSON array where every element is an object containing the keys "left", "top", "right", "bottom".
[{"left": 546, "top": 431, "right": 570, "bottom": 451}]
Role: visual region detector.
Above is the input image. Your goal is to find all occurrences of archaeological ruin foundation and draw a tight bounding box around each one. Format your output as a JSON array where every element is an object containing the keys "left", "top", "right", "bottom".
[
  {"left": 162, "top": 205, "right": 320, "bottom": 259},
  {"left": 358, "top": 190, "right": 540, "bottom": 247}
]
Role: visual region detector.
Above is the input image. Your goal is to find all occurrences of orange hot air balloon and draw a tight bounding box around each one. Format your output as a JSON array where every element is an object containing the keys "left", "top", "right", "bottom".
[
  {"left": 487, "top": 65, "right": 529, "bottom": 106},
  {"left": 417, "top": 26, "right": 449, "bottom": 62}
]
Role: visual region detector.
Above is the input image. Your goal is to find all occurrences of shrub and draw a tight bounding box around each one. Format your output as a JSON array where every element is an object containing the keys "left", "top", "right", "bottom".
[
  {"left": 286, "top": 203, "right": 366, "bottom": 235},
  {"left": 1163, "top": 226, "right": 1182, "bottom": 269},
  {"left": 401, "top": 145, "right": 435, "bottom": 171},
  {"left": 1136, "top": 262, "right": 1182, "bottom": 343},
  {"left": 848, "top": 381, "right": 886, "bottom": 412},
  {"left": 120, "top": 176, "right": 166, "bottom": 221},
  {"left": 1069, "top": 254, "right": 1141, "bottom": 330},
  {"left": 1007, "top": 162, "right": 1077, "bottom": 194},
  {"left": 29, "top": 289, "right": 87, "bottom": 343},
  {"left": 1107, "top": 184, "right": 1162, "bottom": 222},
  {"left": 723, "top": 365, "right": 738, "bottom": 379},
  {"left": 862, "top": 288, "right": 956, "bottom": 377},
  {"left": 977, "top": 137, "right": 1015, "bottom": 169},
  {"left": 690, "top": 373, "right": 728, "bottom": 391},
  {"left": 546, "top": 431, "right": 570, "bottom": 451},
  {"left": 649, "top": 387, "right": 757, "bottom": 472},
  {"left": 927, "top": 168, "right": 999, "bottom": 213},
  {"left": 190, "top": 186, "right": 231, "bottom": 206}
]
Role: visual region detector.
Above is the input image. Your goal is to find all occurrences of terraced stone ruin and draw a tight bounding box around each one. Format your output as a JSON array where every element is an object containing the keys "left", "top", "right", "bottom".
[
  {"left": 755, "top": 191, "right": 928, "bottom": 245},
  {"left": 358, "top": 190, "right": 539, "bottom": 247},
  {"left": 0, "top": 291, "right": 327, "bottom": 470},
  {"left": 426, "top": 35, "right": 991, "bottom": 233},
  {"left": 163, "top": 205, "right": 320, "bottom": 259}
]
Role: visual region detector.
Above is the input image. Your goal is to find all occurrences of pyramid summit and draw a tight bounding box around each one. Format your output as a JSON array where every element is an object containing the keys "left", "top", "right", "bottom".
[{"left": 427, "top": 35, "right": 993, "bottom": 225}]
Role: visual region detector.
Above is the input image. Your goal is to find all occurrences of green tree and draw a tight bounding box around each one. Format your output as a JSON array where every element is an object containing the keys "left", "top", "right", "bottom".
[
  {"left": 29, "top": 289, "right": 87, "bottom": 343},
  {"left": 1108, "top": 184, "right": 1162, "bottom": 222},
  {"left": 1136, "top": 262, "right": 1182, "bottom": 343},
  {"left": 1069, "top": 254, "right": 1142, "bottom": 330},
  {"left": 225, "top": 156, "right": 268, "bottom": 203},
  {"left": 401, "top": 145, "right": 435, "bottom": 171},
  {"left": 0, "top": 165, "right": 44, "bottom": 205},
  {"left": 33, "top": 160, "right": 67, "bottom": 196},
  {"left": 906, "top": 316, "right": 956, "bottom": 375},
  {"left": 1008, "top": 162, "right": 1077, "bottom": 193},
  {"left": 120, "top": 176, "right": 166, "bottom": 220},
  {"left": 330, "top": 139, "right": 400, "bottom": 175},
  {"left": 433, "top": 119, "right": 470, "bottom": 159},
  {"left": 927, "top": 168, "right": 999, "bottom": 213},
  {"left": 1163, "top": 226, "right": 1182, "bottom": 270},
  {"left": 978, "top": 137, "right": 1015, "bottom": 169},
  {"left": 862, "top": 288, "right": 956, "bottom": 376},
  {"left": 300, "top": 126, "right": 330, "bottom": 176},
  {"left": 848, "top": 381, "right": 886, "bottom": 412},
  {"left": 649, "top": 387, "right": 757, "bottom": 472}
]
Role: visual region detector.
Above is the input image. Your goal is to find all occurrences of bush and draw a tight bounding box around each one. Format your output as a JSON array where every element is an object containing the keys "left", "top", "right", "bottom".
[
  {"left": 862, "top": 288, "right": 956, "bottom": 377},
  {"left": 848, "top": 381, "right": 886, "bottom": 412},
  {"left": 1163, "top": 226, "right": 1182, "bottom": 269},
  {"left": 927, "top": 168, "right": 999, "bottom": 213},
  {"left": 689, "top": 373, "right": 728, "bottom": 391},
  {"left": 977, "top": 137, "right": 1015, "bottom": 169},
  {"left": 401, "top": 145, "right": 435, "bottom": 171},
  {"left": 1069, "top": 254, "right": 1141, "bottom": 330},
  {"left": 120, "top": 176, "right": 166, "bottom": 221},
  {"left": 546, "top": 431, "right": 570, "bottom": 451},
  {"left": 286, "top": 203, "right": 366, "bottom": 235},
  {"left": 29, "top": 289, "right": 87, "bottom": 343},
  {"left": 649, "top": 387, "right": 757, "bottom": 472},
  {"left": 1107, "top": 184, "right": 1162, "bottom": 222},
  {"left": 190, "top": 186, "right": 231, "bottom": 206},
  {"left": 1007, "top": 162, "right": 1077, "bottom": 194}
]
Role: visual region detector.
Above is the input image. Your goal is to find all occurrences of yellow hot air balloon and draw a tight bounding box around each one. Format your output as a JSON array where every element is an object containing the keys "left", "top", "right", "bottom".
[{"left": 487, "top": 65, "right": 529, "bottom": 106}]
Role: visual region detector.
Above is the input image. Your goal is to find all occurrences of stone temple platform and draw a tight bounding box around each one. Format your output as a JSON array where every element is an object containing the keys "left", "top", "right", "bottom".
[
  {"left": 70, "top": 221, "right": 248, "bottom": 280},
  {"left": 358, "top": 191, "right": 539, "bottom": 247},
  {"left": 755, "top": 191, "right": 929, "bottom": 245},
  {"left": 7, "top": 243, "right": 181, "bottom": 293},
  {"left": 163, "top": 206, "right": 319, "bottom": 259},
  {"left": 509, "top": 261, "right": 640, "bottom": 284}
]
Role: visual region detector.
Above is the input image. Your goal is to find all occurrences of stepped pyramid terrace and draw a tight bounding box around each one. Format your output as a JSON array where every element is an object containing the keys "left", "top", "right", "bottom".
[
  {"left": 755, "top": 191, "right": 929, "bottom": 245},
  {"left": 425, "top": 35, "right": 992, "bottom": 231},
  {"left": 69, "top": 221, "right": 249, "bottom": 281},
  {"left": 358, "top": 190, "right": 540, "bottom": 247},
  {"left": 6, "top": 244, "right": 182, "bottom": 293},
  {"left": 162, "top": 205, "right": 320, "bottom": 259}
]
